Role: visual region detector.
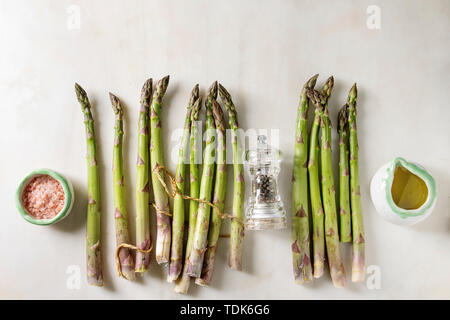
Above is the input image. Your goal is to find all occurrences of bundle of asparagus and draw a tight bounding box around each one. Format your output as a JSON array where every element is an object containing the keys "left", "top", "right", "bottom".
[
  {"left": 309, "top": 78, "right": 349, "bottom": 288},
  {"left": 75, "top": 78, "right": 249, "bottom": 289},
  {"left": 196, "top": 99, "right": 228, "bottom": 286},
  {"left": 186, "top": 82, "right": 218, "bottom": 277},
  {"left": 306, "top": 80, "right": 348, "bottom": 288},
  {"left": 175, "top": 83, "right": 244, "bottom": 293},
  {"left": 291, "top": 75, "right": 365, "bottom": 288}
]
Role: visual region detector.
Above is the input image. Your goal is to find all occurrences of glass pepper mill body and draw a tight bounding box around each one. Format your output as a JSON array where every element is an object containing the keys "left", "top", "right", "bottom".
[{"left": 245, "top": 135, "right": 287, "bottom": 230}]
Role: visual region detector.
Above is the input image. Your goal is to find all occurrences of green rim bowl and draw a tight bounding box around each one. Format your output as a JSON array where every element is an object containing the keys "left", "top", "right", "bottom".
[{"left": 16, "top": 169, "right": 75, "bottom": 226}]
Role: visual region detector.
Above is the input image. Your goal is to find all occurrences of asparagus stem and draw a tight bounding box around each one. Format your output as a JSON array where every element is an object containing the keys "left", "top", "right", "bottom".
[
  {"left": 135, "top": 79, "right": 152, "bottom": 273},
  {"left": 174, "top": 96, "right": 203, "bottom": 294},
  {"left": 150, "top": 76, "right": 172, "bottom": 265},
  {"left": 167, "top": 85, "right": 199, "bottom": 282},
  {"left": 75, "top": 83, "right": 103, "bottom": 286},
  {"left": 318, "top": 76, "right": 347, "bottom": 288},
  {"left": 347, "top": 84, "right": 366, "bottom": 282},
  {"left": 306, "top": 87, "right": 325, "bottom": 278},
  {"left": 109, "top": 93, "right": 135, "bottom": 281},
  {"left": 186, "top": 82, "right": 218, "bottom": 277},
  {"left": 196, "top": 99, "right": 227, "bottom": 286},
  {"left": 338, "top": 105, "right": 352, "bottom": 243},
  {"left": 291, "top": 74, "right": 317, "bottom": 284},
  {"left": 218, "top": 84, "right": 245, "bottom": 271}
]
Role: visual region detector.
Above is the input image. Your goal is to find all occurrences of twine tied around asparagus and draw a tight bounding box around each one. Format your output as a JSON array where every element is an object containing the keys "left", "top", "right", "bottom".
[
  {"left": 114, "top": 241, "right": 153, "bottom": 279},
  {"left": 152, "top": 164, "right": 244, "bottom": 227},
  {"left": 115, "top": 163, "right": 243, "bottom": 279}
]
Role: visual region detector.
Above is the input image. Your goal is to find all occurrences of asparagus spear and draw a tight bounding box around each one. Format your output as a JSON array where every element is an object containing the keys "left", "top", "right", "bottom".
[
  {"left": 318, "top": 76, "right": 347, "bottom": 288},
  {"left": 75, "top": 83, "right": 103, "bottom": 286},
  {"left": 291, "top": 74, "right": 317, "bottom": 284},
  {"left": 347, "top": 84, "right": 366, "bottom": 282},
  {"left": 186, "top": 82, "right": 218, "bottom": 277},
  {"left": 109, "top": 93, "right": 135, "bottom": 281},
  {"left": 167, "top": 85, "right": 199, "bottom": 282},
  {"left": 338, "top": 105, "right": 352, "bottom": 243},
  {"left": 150, "top": 75, "right": 171, "bottom": 265},
  {"left": 196, "top": 99, "right": 227, "bottom": 286},
  {"left": 218, "top": 84, "right": 245, "bottom": 271},
  {"left": 174, "top": 96, "right": 203, "bottom": 294},
  {"left": 135, "top": 79, "right": 152, "bottom": 273},
  {"left": 306, "top": 87, "right": 326, "bottom": 278}
]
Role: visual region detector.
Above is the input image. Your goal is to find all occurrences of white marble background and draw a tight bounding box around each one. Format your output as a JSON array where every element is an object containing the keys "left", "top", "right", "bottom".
[{"left": 0, "top": 0, "right": 449, "bottom": 299}]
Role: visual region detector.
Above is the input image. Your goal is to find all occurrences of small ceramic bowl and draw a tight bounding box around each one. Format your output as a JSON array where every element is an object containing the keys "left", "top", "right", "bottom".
[
  {"left": 16, "top": 169, "right": 75, "bottom": 226},
  {"left": 370, "top": 157, "right": 437, "bottom": 226}
]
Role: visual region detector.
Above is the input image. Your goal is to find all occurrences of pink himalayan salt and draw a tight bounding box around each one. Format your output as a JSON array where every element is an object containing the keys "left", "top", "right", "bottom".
[{"left": 22, "top": 175, "right": 65, "bottom": 220}]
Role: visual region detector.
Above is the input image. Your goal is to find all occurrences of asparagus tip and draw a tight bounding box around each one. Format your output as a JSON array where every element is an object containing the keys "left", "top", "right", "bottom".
[
  {"left": 306, "top": 73, "right": 319, "bottom": 89},
  {"left": 348, "top": 83, "right": 357, "bottom": 103},
  {"left": 190, "top": 84, "right": 200, "bottom": 105},
  {"left": 143, "top": 77, "right": 153, "bottom": 91},
  {"left": 162, "top": 74, "right": 170, "bottom": 84},
  {"left": 328, "top": 75, "right": 335, "bottom": 84},
  {"left": 218, "top": 83, "right": 231, "bottom": 105},
  {"left": 208, "top": 81, "right": 218, "bottom": 100},
  {"left": 74, "top": 82, "right": 87, "bottom": 103},
  {"left": 156, "top": 75, "right": 170, "bottom": 96},
  {"left": 337, "top": 104, "right": 348, "bottom": 132},
  {"left": 140, "top": 78, "right": 153, "bottom": 105},
  {"left": 108, "top": 91, "right": 116, "bottom": 102},
  {"left": 109, "top": 92, "right": 122, "bottom": 114},
  {"left": 322, "top": 76, "right": 334, "bottom": 99}
]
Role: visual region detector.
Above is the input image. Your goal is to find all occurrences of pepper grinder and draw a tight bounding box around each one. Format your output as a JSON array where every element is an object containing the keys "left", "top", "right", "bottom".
[{"left": 245, "top": 135, "right": 286, "bottom": 230}]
